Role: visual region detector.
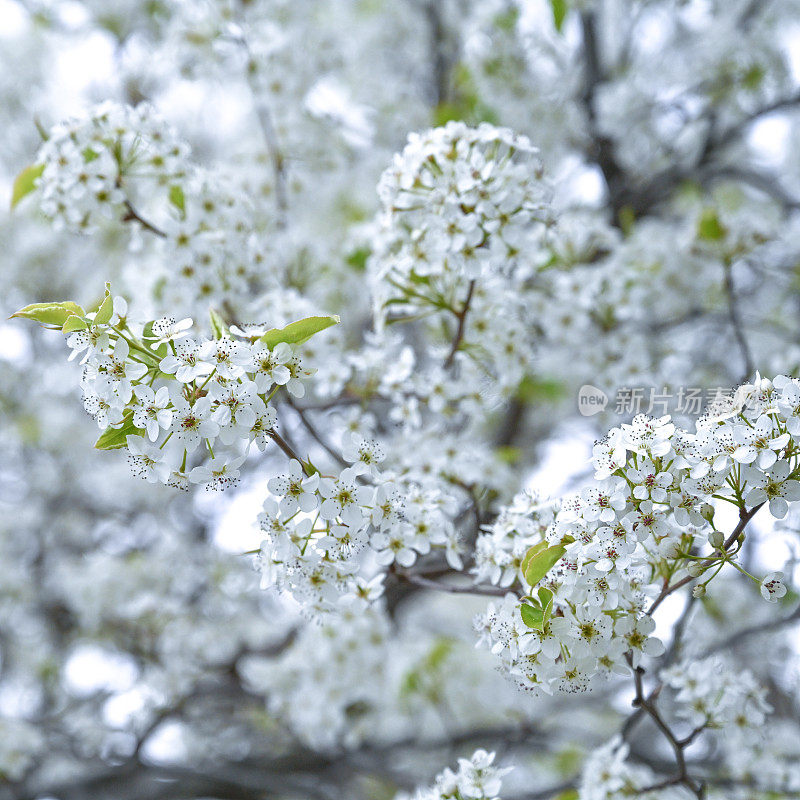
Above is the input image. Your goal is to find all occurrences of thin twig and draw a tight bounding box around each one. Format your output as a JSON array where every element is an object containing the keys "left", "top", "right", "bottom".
[
  {"left": 285, "top": 398, "right": 348, "bottom": 468},
  {"left": 269, "top": 428, "right": 309, "bottom": 473},
  {"left": 647, "top": 503, "right": 763, "bottom": 615},
  {"left": 702, "top": 602, "right": 800, "bottom": 657},
  {"left": 444, "top": 280, "right": 476, "bottom": 368},
  {"left": 628, "top": 659, "right": 705, "bottom": 798},
  {"left": 122, "top": 200, "right": 167, "bottom": 238},
  {"left": 722, "top": 258, "right": 755, "bottom": 383}
]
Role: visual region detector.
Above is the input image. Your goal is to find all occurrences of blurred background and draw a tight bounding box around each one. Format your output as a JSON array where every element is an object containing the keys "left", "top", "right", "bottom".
[{"left": 2, "top": 0, "right": 800, "bottom": 798}]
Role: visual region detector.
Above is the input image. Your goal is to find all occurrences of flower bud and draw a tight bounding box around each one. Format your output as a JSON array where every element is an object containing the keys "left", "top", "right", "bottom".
[
  {"left": 692, "top": 584, "right": 706, "bottom": 598},
  {"left": 659, "top": 538, "right": 682, "bottom": 559},
  {"left": 700, "top": 503, "right": 715, "bottom": 523},
  {"left": 687, "top": 561, "right": 706, "bottom": 577},
  {"left": 708, "top": 531, "right": 724, "bottom": 549}
]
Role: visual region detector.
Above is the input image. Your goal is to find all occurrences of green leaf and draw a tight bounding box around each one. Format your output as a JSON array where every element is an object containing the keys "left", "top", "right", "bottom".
[
  {"left": 10, "top": 163, "right": 44, "bottom": 209},
  {"left": 94, "top": 285, "right": 114, "bottom": 325},
  {"left": 209, "top": 308, "right": 228, "bottom": 340},
  {"left": 520, "top": 602, "right": 544, "bottom": 630},
  {"left": 742, "top": 64, "right": 765, "bottom": 90},
  {"left": 697, "top": 208, "right": 727, "bottom": 241},
  {"left": 520, "top": 541, "right": 548, "bottom": 578},
  {"left": 345, "top": 246, "right": 371, "bottom": 271},
  {"left": 94, "top": 411, "right": 144, "bottom": 450},
  {"left": 538, "top": 586, "right": 554, "bottom": 628},
  {"left": 516, "top": 376, "right": 566, "bottom": 403},
  {"left": 520, "top": 588, "right": 555, "bottom": 632},
  {"left": 169, "top": 184, "right": 185, "bottom": 215},
  {"left": 550, "top": 0, "right": 568, "bottom": 32},
  {"left": 552, "top": 791, "right": 579, "bottom": 800},
  {"left": 494, "top": 7, "right": 519, "bottom": 32},
  {"left": 495, "top": 445, "right": 521, "bottom": 465},
  {"left": 523, "top": 544, "right": 566, "bottom": 587},
  {"left": 11, "top": 301, "right": 86, "bottom": 327},
  {"left": 62, "top": 315, "right": 88, "bottom": 333},
  {"left": 259, "top": 315, "right": 340, "bottom": 348}
]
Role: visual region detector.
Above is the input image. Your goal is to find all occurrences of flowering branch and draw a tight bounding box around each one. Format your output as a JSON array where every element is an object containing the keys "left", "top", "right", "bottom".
[{"left": 647, "top": 503, "right": 764, "bottom": 615}]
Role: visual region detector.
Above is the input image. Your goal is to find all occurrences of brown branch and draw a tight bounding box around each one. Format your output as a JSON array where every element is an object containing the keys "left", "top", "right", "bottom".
[
  {"left": 704, "top": 165, "right": 800, "bottom": 211},
  {"left": 444, "top": 279, "right": 476, "bottom": 368},
  {"left": 285, "top": 398, "right": 348, "bottom": 468},
  {"left": 647, "top": 503, "right": 763, "bottom": 615},
  {"left": 228, "top": 27, "right": 289, "bottom": 225},
  {"left": 121, "top": 200, "right": 167, "bottom": 238},
  {"left": 722, "top": 258, "right": 755, "bottom": 383},
  {"left": 269, "top": 427, "right": 310, "bottom": 473},
  {"left": 579, "top": 11, "right": 630, "bottom": 221},
  {"left": 711, "top": 92, "right": 800, "bottom": 154},
  {"left": 628, "top": 660, "right": 705, "bottom": 798},
  {"left": 702, "top": 602, "right": 800, "bottom": 657}
]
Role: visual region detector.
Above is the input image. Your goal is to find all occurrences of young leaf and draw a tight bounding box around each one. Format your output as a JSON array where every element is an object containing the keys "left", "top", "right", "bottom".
[
  {"left": 259, "top": 315, "right": 340, "bottom": 349},
  {"left": 523, "top": 544, "right": 566, "bottom": 587},
  {"left": 209, "top": 308, "right": 227, "bottom": 340},
  {"left": 11, "top": 301, "right": 86, "bottom": 327},
  {"left": 62, "top": 315, "right": 88, "bottom": 333},
  {"left": 169, "top": 184, "right": 186, "bottom": 215},
  {"left": 550, "top": 0, "right": 568, "bottom": 32},
  {"left": 10, "top": 163, "right": 44, "bottom": 209},
  {"left": 94, "top": 284, "right": 114, "bottom": 325},
  {"left": 537, "top": 586, "right": 554, "bottom": 627},
  {"left": 520, "top": 540, "right": 548, "bottom": 578},
  {"left": 520, "top": 602, "right": 544, "bottom": 630},
  {"left": 95, "top": 411, "right": 144, "bottom": 450},
  {"left": 697, "top": 208, "right": 726, "bottom": 241}
]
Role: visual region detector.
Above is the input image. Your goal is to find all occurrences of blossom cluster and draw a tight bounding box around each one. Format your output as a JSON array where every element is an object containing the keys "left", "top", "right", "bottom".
[
  {"left": 395, "top": 749, "right": 511, "bottom": 800},
  {"left": 27, "top": 102, "right": 274, "bottom": 317},
  {"left": 475, "top": 374, "right": 800, "bottom": 694},
  {"left": 0, "top": 717, "right": 43, "bottom": 782},
  {"left": 473, "top": 489, "right": 557, "bottom": 587},
  {"left": 373, "top": 120, "right": 550, "bottom": 290},
  {"left": 42, "top": 297, "right": 317, "bottom": 490},
  {"left": 34, "top": 101, "right": 188, "bottom": 233},
  {"left": 578, "top": 658, "right": 783, "bottom": 799},
  {"left": 661, "top": 655, "right": 771, "bottom": 732},
  {"left": 368, "top": 122, "right": 553, "bottom": 404},
  {"left": 240, "top": 606, "right": 392, "bottom": 750},
  {"left": 254, "top": 440, "right": 464, "bottom": 613},
  {"left": 577, "top": 736, "right": 685, "bottom": 800},
  {"left": 149, "top": 168, "right": 275, "bottom": 317}
]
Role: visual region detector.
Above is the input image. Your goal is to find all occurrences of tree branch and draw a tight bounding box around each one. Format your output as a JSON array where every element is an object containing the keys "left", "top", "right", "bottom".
[
  {"left": 444, "top": 279, "right": 476, "bottom": 368},
  {"left": 647, "top": 503, "right": 763, "bottom": 615}
]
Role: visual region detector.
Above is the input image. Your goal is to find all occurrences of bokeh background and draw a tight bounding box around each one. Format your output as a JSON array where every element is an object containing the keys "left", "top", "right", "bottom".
[{"left": 3, "top": 1, "right": 800, "bottom": 799}]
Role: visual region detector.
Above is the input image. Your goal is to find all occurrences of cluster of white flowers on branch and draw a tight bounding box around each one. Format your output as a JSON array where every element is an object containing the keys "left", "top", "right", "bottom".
[
  {"left": 369, "top": 120, "right": 553, "bottom": 398},
  {"left": 476, "top": 374, "right": 800, "bottom": 695},
  {"left": 578, "top": 654, "right": 779, "bottom": 799},
  {"left": 8, "top": 74, "right": 800, "bottom": 800},
  {"left": 8, "top": 0, "right": 800, "bottom": 798},
  {"left": 254, "top": 447, "right": 464, "bottom": 613},
  {"left": 34, "top": 101, "right": 188, "bottom": 233},
  {"left": 18, "top": 101, "right": 275, "bottom": 317},
  {"left": 11, "top": 292, "right": 330, "bottom": 491}
]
